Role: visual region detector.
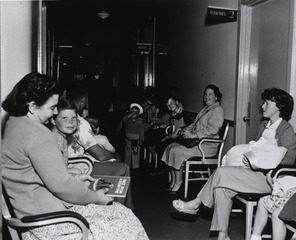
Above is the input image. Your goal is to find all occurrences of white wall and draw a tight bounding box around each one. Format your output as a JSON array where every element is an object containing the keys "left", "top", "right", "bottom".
[
  {"left": 289, "top": 0, "right": 296, "bottom": 131},
  {"left": 1, "top": 1, "right": 33, "bottom": 109},
  {"left": 173, "top": 0, "right": 239, "bottom": 121}
]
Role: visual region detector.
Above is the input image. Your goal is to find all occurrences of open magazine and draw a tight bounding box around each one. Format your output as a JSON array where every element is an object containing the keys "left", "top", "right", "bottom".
[{"left": 89, "top": 175, "right": 131, "bottom": 198}]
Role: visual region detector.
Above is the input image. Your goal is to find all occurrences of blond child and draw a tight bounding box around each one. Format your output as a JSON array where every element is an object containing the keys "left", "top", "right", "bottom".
[{"left": 85, "top": 115, "right": 116, "bottom": 153}]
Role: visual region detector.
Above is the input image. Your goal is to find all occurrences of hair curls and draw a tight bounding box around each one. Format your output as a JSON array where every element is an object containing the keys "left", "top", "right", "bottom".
[
  {"left": 204, "top": 84, "right": 222, "bottom": 102},
  {"left": 261, "top": 87, "right": 294, "bottom": 121},
  {"left": 2, "top": 72, "right": 61, "bottom": 116}
]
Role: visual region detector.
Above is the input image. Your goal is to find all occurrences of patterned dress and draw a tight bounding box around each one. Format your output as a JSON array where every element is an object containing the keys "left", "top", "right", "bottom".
[
  {"left": 22, "top": 202, "right": 149, "bottom": 240},
  {"left": 262, "top": 176, "right": 296, "bottom": 213}
]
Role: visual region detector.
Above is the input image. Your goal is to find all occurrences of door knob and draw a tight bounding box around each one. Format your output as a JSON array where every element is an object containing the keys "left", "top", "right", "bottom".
[{"left": 243, "top": 116, "right": 255, "bottom": 122}]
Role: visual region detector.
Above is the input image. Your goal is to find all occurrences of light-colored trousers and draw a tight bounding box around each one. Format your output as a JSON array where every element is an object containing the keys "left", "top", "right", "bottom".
[{"left": 197, "top": 166, "right": 272, "bottom": 231}]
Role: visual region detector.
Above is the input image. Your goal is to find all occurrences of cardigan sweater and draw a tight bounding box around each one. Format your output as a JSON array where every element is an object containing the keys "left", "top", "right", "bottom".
[
  {"left": 255, "top": 119, "right": 296, "bottom": 165},
  {"left": 1, "top": 116, "right": 99, "bottom": 218},
  {"left": 186, "top": 102, "right": 224, "bottom": 139}
]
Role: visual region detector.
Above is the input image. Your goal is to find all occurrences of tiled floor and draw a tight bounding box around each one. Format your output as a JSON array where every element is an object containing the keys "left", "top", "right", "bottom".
[{"left": 131, "top": 162, "right": 246, "bottom": 240}]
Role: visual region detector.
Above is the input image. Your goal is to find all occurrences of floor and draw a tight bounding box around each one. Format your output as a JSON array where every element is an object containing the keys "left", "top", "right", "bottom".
[{"left": 130, "top": 160, "right": 246, "bottom": 240}]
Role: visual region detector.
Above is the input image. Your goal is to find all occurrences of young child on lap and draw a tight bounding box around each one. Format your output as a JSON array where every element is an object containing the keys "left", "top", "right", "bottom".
[{"left": 51, "top": 98, "right": 88, "bottom": 174}]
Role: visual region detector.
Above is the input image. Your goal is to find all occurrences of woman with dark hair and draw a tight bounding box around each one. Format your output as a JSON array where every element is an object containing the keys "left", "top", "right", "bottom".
[
  {"left": 1, "top": 72, "right": 148, "bottom": 240},
  {"left": 161, "top": 84, "right": 224, "bottom": 193},
  {"left": 172, "top": 88, "right": 296, "bottom": 240}
]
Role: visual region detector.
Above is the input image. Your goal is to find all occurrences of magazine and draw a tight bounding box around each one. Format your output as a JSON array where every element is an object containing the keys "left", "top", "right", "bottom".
[{"left": 89, "top": 175, "right": 131, "bottom": 198}]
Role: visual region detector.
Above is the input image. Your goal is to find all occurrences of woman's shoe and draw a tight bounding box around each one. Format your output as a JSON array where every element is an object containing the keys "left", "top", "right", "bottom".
[
  {"left": 168, "top": 182, "right": 182, "bottom": 194},
  {"left": 172, "top": 199, "right": 199, "bottom": 215}
]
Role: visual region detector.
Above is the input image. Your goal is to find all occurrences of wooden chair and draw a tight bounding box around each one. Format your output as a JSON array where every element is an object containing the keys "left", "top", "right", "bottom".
[
  {"left": 184, "top": 120, "right": 230, "bottom": 198},
  {"left": 233, "top": 166, "right": 296, "bottom": 240},
  {"left": 2, "top": 185, "right": 90, "bottom": 240}
]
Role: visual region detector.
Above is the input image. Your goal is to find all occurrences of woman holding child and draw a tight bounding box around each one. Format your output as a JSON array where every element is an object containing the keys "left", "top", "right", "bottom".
[
  {"left": 1, "top": 72, "right": 148, "bottom": 240},
  {"left": 172, "top": 88, "right": 296, "bottom": 240},
  {"left": 161, "top": 84, "right": 224, "bottom": 193}
]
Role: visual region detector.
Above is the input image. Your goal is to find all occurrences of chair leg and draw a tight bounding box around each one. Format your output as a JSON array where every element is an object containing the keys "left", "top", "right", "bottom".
[
  {"left": 155, "top": 152, "right": 158, "bottom": 168},
  {"left": 245, "top": 201, "right": 257, "bottom": 240},
  {"left": 207, "top": 167, "right": 211, "bottom": 178},
  {"left": 184, "top": 162, "right": 190, "bottom": 199},
  {"left": 148, "top": 152, "right": 152, "bottom": 164},
  {"left": 143, "top": 148, "right": 147, "bottom": 160}
]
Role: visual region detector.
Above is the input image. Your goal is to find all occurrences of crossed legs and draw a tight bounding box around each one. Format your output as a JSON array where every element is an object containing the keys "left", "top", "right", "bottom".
[{"left": 172, "top": 167, "right": 271, "bottom": 239}]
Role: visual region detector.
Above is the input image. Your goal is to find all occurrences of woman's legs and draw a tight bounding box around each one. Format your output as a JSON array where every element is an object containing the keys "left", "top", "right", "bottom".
[
  {"left": 171, "top": 166, "right": 183, "bottom": 191},
  {"left": 272, "top": 207, "right": 287, "bottom": 240},
  {"left": 217, "top": 231, "right": 230, "bottom": 240},
  {"left": 252, "top": 199, "right": 269, "bottom": 237},
  {"left": 168, "top": 168, "right": 175, "bottom": 189},
  {"left": 173, "top": 167, "right": 271, "bottom": 238},
  {"left": 211, "top": 188, "right": 236, "bottom": 233}
]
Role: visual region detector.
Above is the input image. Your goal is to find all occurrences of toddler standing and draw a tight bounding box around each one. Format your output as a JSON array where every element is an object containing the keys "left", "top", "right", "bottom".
[{"left": 120, "top": 103, "right": 145, "bottom": 169}]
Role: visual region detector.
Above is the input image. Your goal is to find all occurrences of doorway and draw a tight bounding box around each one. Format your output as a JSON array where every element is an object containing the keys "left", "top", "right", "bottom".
[{"left": 236, "top": 0, "right": 296, "bottom": 144}]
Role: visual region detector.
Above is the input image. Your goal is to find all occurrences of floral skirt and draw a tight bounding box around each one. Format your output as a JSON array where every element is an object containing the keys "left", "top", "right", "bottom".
[
  {"left": 262, "top": 187, "right": 296, "bottom": 213},
  {"left": 22, "top": 202, "right": 149, "bottom": 240}
]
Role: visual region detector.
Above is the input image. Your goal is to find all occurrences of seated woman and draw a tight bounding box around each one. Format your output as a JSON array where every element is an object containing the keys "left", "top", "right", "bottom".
[
  {"left": 1, "top": 72, "right": 148, "bottom": 240},
  {"left": 251, "top": 176, "right": 296, "bottom": 240},
  {"left": 147, "top": 95, "right": 185, "bottom": 154},
  {"left": 172, "top": 88, "right": 296, "bottom": 240},
  {"left": 161, "top": 84, "right": 224, "bottom": 193},
  {"left": 147, "top": 95, "right": 186, "bottom": 175}
]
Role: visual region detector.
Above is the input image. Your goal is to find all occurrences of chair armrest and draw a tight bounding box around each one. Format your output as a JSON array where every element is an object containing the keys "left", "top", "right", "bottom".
[
  {"left": 5, "top": 210, "right": 89, "bottom": 232},
  {"left": 199, "top": 138, "right": 225, "bottom": 144},
  {"left": 273, "top": 167, "right": 296, "bottom": 179},
  {"left": 68, "top": 156, "right": 94, "bottom": 174},
  {"left": 198, "top": 138, "right": 225, "bottom": 160},
  {"left": 265, "top": 165, "right": 296, "bottom": 185},
  {"left": 21, "top": 210, "right": 89, "bottom": 228}
]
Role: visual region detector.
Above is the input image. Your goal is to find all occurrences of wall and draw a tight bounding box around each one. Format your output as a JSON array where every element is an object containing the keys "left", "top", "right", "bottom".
[
  {"left": 1, "top": 1, "right": 34, "bottom": 104},
  {"left": 1, "top": 2, "right": 34, "bottom": 236},
  {"left": 289, "top": 0, "right": 296, "bottom": 131},
  {"left": 162, "top": 0, "right": 239, "bottom": 121},
  {"left": 156, "top": 0, "right": 239, "bottom": 151}
]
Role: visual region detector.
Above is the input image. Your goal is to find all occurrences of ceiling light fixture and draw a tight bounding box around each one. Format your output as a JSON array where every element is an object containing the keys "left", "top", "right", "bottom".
[{"left": 97, "top": 10, "right": 110, "bottom": 19}]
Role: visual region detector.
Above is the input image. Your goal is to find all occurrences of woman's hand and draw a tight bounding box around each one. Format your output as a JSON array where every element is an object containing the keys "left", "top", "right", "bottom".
[
  {"left": 171, "top": 130, "right": 179, "bottom": 139},
  {"left": 174, "top": 128, "right": 182, "bottom": 136},
  {"left": 181, "top": 129, "right": 196, "bottom": 139},
  {"left": 242, "top": 156, "right": 251, "bottom": 169},
  {"left": 75, "top": 174, "right": 96, "bottom": 187},
  {"left": 95, "top": 188, "right": 114, "bottom": 205}
]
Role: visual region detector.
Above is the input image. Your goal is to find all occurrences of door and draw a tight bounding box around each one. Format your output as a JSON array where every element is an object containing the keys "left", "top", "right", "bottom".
[{"left": 236, "top": 0, "right": 295, "bottom": 144}]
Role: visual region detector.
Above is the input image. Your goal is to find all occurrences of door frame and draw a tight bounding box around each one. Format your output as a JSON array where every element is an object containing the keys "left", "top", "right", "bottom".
[{"left": 235, "top": 0, "right": 296, "bottom": 145}]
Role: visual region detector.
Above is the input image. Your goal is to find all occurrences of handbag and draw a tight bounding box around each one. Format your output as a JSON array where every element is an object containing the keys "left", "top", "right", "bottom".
[{"left": 175, "top": 136, "right": 200, "bottom": 148}]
